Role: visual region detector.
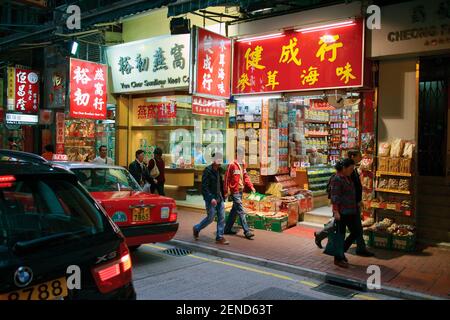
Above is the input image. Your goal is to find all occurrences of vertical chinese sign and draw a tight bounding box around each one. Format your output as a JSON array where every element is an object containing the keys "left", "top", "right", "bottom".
[
  {"left": 56, "top": 112, "right": 65, "bottom": 154},
  {"left": 192, "top": 27, "right": 232, "bottom": 99},
  {"left": 69, "top": 58, "right": 107, "bottom": 120},
  {"left": 233, "top": 19, "right": 364, "bottom": 94},
  {"left": 14, "top": 68, "right": 40, "bottom": 113}
]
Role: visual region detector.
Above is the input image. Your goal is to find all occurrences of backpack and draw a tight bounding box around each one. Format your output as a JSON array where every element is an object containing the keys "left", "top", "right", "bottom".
[{"left": 326, "top": 174, "right": 336, "bottom": 199}]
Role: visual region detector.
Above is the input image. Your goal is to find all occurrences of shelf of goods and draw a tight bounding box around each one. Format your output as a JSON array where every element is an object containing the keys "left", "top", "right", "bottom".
[
  {"left": 306, "top": 166, "right": 335, "bottom": 196},
  {"left": 366, "top": 150, "right": 415, "bottom": 251}
]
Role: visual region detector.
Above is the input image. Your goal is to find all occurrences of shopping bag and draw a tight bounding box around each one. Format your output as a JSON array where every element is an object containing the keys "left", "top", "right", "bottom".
[{"left": 323, "top": 222, "right": 344, "bottom": 257}]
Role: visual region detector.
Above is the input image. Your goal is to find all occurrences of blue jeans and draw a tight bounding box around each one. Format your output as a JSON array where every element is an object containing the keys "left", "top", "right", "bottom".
[
  {"left": 194, "top": 199, "right": 225, "bottom": 240},
  {"left": 224, "top": 192, "right": 250, "bottom": 235}
]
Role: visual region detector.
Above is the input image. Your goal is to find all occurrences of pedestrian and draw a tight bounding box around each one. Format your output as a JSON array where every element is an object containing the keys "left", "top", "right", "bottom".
[
  {"left": 223, "top": 150, "right": 255, "bottom": 239},
  {"left": 8, "top": 137, "right": 20, "bottom": 151},
  {"left": 329, "top": 158, "right": 364, "bottom": 268},
  {"left": 41, "top": 144, "right": 54, "bottom": 161},
  {"left": 314, "top": 150, "right": 374, "bottom": 257},
  {"left": 148, "top": 147, "right": 165, "bottom": 196},
  {"left": 129, "top": 149, "right": 151, "bottom": 190},
  {"left": 92, "top": 145, "right": 114, "bottom": 165},
  {"left": 193, "top": 152, "right": 229, "bottom": 245}
]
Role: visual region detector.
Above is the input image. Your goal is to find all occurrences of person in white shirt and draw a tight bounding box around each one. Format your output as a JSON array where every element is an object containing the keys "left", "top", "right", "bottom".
[{"left": 91, "top": 145, "right": 114, "bottom": 165}]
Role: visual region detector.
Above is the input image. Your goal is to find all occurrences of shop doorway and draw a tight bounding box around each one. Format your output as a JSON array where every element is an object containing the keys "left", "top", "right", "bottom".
[{"left": 418, "top": 56, "right": 449, "bottom": 177}]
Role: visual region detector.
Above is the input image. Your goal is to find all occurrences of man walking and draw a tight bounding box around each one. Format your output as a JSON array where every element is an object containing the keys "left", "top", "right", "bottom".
[
  {"left": 193, "top": 152, "right": 229, "bottom": 245},
  {"left": 223, "top": 151, "right": 255, "bottom": 239},
  {"left": 92, "top": 145, "right": 114, "bottom": 165},
  {"left": 129, "top": 149, "right": 151, "bottom": 190},
  {"left": 314, "top": 150, "right": 374, "bottom": 257}
]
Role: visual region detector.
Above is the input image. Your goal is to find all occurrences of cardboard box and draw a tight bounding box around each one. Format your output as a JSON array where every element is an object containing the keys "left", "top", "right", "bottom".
[{"left": 264, "top": 215, "right": 288, "bottom": 232}]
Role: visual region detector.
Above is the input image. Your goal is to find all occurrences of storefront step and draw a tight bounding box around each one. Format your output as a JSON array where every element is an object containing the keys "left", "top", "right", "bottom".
[{"left": 303, "top": 211, "right": 332, "bottom": 225}]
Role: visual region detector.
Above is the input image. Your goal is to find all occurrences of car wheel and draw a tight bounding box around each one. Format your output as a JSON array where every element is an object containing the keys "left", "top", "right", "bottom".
[{"left": 129, "top": 245, "right": 141, "bottom": 252}]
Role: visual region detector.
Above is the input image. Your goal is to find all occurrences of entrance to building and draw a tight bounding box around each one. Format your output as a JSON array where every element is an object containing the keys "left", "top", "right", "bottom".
[
  {"left": 417, "top": 55, "right": 450, "bottom": 244},
  {"left": 418, "top": 55, "right": 449, "bottom": 177}
]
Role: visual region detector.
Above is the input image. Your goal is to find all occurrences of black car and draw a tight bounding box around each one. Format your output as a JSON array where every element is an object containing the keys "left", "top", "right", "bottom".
[{"left": 0, "top": 150, "right": 136, "bottom": 300}]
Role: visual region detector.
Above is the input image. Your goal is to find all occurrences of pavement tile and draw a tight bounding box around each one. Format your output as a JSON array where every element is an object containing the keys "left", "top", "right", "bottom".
[{"left": 175, "top": 209, "right": 449, "bottom": 298}]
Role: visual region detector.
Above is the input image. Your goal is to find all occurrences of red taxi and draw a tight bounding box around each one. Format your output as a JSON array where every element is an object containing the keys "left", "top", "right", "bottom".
[{"left": 54, "top": 162, "right": 178, "bottom": 250}]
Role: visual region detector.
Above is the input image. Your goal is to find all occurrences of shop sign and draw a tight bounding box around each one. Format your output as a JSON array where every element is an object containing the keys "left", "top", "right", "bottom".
[
  {"left": 0, "top": 78, "right": 3, "bottom": 108},
  {"left": 192, "top": 96, "right": 226, "bottom": 117},
  {"left": 14, "top": 68, "right": 40, "bottom": 113},
  {"left": 370, "top": 0, "right": 450, "bottom": 58},
  {"left": 56, "top": 112, "right": 65, "bottom": 154},
  {"left": 232, "top": 19, "right": 364, "bottom": 95},
  {"left": 310, "top": 99, "right": 335, "bottom": 110},
  {"left": 236, "top": 99, "right": 262, "bottom": 122},
  {"left": 39, "top": 109, "right": 53, "bottom": 125},
  {"left": 7, "top": 67, "right": 15, "bottom": 110},
  {"left": 69, "top": 58, "right": 108, "bottom": 120},
  {"left": 52, "top": 154, "right": 68, "bottom": 161},
  {"left": 192, "top": 27, "right": 232, "bottom": 99},
  {"left": 136, "top": 103, "right": 177, "bottom": 120},
  {"left": 5, "top": 113, "right": 38, "bottom": 125},
  {"left": 106, "top": 34, "right": 190, "bottom": 93}
]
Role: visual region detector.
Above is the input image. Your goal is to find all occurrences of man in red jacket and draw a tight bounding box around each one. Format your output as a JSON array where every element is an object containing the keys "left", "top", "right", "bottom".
[{"left": 224, "top": 152, "right": 256, "bottom": 239}]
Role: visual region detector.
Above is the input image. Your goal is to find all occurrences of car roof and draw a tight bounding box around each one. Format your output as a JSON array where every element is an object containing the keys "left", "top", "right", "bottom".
[
  {"left": 0, "top": 149, "right": 75, "bottom": 177},
  {"left": 51, "top": 161, "right": 127, "bottom": 171}
]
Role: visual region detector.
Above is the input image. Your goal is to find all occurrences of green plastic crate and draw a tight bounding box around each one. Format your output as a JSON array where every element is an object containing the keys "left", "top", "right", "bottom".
[
  {"left": 371, "top": 232, "right": 392, "bottom": 249},
  {"left": 391, "top": 234, "right": 416, "bottom": 252}
]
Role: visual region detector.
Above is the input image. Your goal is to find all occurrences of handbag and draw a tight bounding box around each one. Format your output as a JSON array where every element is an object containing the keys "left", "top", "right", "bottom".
[
  {"left": 149, "top": 158, "right": 160, "bottom": 179},
  {"left": 323, "top": 221, "right": 345, "bottom": 258}
]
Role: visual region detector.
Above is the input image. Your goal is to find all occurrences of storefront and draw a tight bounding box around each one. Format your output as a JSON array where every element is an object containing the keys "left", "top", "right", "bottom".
[
  {"left": 107, "top": 30, "right": 234, "bottom": 201},
  {"left": 62, "top": 58, "right": 113, "bottom": 162},
  {"left": 369, "top": 0, "right": 450, "bottom": 244}
]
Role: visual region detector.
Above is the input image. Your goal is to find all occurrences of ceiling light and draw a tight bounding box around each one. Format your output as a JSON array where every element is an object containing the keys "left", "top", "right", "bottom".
[
  {"left": 71, "top": 41, "right": 79, "bottom": 55},
  {"left": 295, "top": 20, "right": 355, "bottom": 34},
  {"left": 237, "top": 33, "right": 285, "bottom": 43}
]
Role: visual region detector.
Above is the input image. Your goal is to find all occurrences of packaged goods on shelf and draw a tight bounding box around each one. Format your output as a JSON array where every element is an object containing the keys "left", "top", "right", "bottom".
[
  {"left": 390, "top": 138, "right": 405, "bottom": 157},
  {"left": 399, "top": 158, "right": 412, "bottom": 173},
  {"left": 378, "top": 143, "right": 391, "bottom": 157},
  {"left": 378, "top": 157, "right": 389, "bottom": 171},
  {"left": 388, "top": 158, "right": 400, "bottom": 172},
  {"left": 398, "top": 179, "right": 410, "bottom": 190},
  {"left": 402, "top": 142, "right": 415, "bottom": 158}
]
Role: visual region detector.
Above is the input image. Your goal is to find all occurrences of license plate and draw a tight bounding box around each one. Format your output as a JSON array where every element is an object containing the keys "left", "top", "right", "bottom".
[
  {"left": 0, "top": 277, "right": 68, "bottom": 300},
  {"left": 161, "top": 207, "right": 169, "bottom": 219},
  {"left": 133, "top": 211, "right": 150, "bottom": 222}
]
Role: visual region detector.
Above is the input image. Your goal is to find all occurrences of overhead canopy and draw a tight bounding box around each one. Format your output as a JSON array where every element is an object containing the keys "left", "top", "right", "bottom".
[{"left": 167, "top": 0, "right": 351, "bottom": 17}]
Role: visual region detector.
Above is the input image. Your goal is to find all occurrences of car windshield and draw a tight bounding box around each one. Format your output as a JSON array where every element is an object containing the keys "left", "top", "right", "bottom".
[
  {"left": 0, "top": 177, "right": 106, "bottom": 249},
  {"left": 72, "top": 168, "right": 141, "bottom": 192}
]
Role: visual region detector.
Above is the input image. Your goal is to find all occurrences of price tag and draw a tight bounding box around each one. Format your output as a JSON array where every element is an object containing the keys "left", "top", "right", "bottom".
[{"left": 386, "top": 203, "right": 397, "bottom": 210}]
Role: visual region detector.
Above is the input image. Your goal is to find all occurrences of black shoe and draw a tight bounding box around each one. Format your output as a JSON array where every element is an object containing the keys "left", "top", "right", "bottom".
[
  {"left": 314, "top": 232, "right": 323, "bottom": 249},
  {"left": 356, "top": 250, "right": 375, "bottom": 257},
  {"left": 193, "top": 227, "right": 199, "bottom": 240},
  {"left": 224, "top": 230, "right": 237, "bottom": 235},
  {"left": 244, "top": 231, "right": 255, "bottom": 239}
]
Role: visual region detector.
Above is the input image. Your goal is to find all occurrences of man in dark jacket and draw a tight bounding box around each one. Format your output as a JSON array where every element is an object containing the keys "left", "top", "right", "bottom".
[
  {"left": 314, "top": 150, "right": 374, "bottom": 257},
  {"left": 129, "top": 149, "right": 151, "bottom": 188},
  {"left": 193, "top": 152, "right": 229, "bottom": 245}
]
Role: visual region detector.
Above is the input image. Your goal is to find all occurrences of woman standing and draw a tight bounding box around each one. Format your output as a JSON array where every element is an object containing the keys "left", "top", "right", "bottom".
[
  {"left": 329, "top": 158, "right": 358, "bottom": 268},
  {"left": 148, "top": 147, "right": 166, "bottom": 196}
]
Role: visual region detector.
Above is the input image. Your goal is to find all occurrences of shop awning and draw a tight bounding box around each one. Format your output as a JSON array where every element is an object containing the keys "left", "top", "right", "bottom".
[{"left": 167, "top": 0, "right": 350, "bottom": 17}]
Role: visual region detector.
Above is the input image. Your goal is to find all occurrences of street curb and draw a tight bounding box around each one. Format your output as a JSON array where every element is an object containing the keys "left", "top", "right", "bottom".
[{"left": 168, "top": 239, "right": 444, "bottom": 301}]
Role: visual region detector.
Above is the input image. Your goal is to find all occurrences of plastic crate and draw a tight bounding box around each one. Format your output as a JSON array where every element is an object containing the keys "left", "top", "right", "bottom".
[
  {"left": 392, "top": 234, "right": 416, "bottom": 252},
  {"left": 371, "top": 232, "right": 392, "bottom": 249},
  {"left": 363, "top": 230, "right": 373, "bottom": 247}
]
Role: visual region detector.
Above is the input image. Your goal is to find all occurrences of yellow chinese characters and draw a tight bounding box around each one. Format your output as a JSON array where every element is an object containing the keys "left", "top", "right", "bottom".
[
  {"left": 265, "top": 70, "right": 280, "bottom": 90},
  {"left": 237, "top": 73, "right": 251, "bottom": 91},
  {"left": 336, "top": 62, "right": 356, "bottom": 84},
  {"left": 315, "top": 35, "right": 343, "bottom": 63},
  {"left": 279, "top": 37, "right": 302, "bottom": 66},
  {"left": 301, "top": 67, "right": 319, "bottom": 86},
  {"left": 245, "top": 46, "right": 265, "bottom": 70}
]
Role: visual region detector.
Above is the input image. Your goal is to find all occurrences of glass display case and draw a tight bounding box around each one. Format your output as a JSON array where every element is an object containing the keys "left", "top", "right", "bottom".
[{"left": 306, "top": 165, "right": 335, "bottom": 196}]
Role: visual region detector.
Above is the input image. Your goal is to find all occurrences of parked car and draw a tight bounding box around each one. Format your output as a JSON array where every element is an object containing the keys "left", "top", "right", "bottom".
[
  {"left": 0, "top": 150, "right": 136, "bottom": 300},
  {"left": 53, "top": 162, "right": 178, "bottom": 251}
]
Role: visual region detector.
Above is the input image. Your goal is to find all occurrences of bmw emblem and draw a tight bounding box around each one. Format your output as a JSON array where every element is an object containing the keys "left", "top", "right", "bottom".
[{"left": 14, "top": 266, "right": 33, "bottom": 288}]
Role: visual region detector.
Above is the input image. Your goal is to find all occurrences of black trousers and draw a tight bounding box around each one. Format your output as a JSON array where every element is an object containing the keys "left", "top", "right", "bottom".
[
  {"left": 316, "top": 214, "right": 366, "bottom": 253},
  {"left": 151, "top": 182, "right": 165, "bottom": 196}
]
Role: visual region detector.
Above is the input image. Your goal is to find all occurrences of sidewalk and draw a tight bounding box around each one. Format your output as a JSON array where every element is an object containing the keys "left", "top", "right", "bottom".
[{"left": 172, "top": 209, "right": 450, "bottom": 299}]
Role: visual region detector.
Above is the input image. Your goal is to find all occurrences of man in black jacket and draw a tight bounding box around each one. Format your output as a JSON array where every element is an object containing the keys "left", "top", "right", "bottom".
[
  {"left": 129, "top": 149, "right": 151, "bottom": 188},
  {"left": 193, "top": 152, "right": 229, "bottom": 245},
  {"left": 314, "top": 150, "right": 374, "bottom": 257}
]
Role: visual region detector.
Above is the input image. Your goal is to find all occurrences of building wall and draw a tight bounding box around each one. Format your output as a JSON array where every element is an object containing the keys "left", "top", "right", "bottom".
[{"left": 377, "top": 58, "right": 418, "bottom": 143}]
